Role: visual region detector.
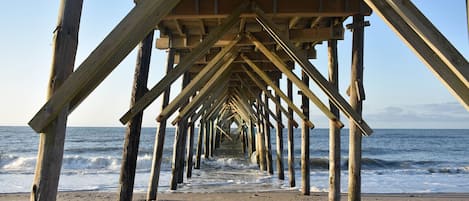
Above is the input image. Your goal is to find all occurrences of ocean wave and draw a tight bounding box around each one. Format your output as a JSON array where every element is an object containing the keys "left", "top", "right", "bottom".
[
  {"left": 0, "top": 153, "right": 172, "bottom": 174},
  {"left": 304, "top": 157, "right": 465, "bottom": 172},
  {"left": 342, "top": 158, "right": 443, "bottom": 170},
  {"left": 202, "top": 157, "right": 258, "bottom": 170},
  {"left": 61, "top": 155, "right": 121, "bottom": 170},
  {"left": 0, "top": 154, "right": 36, "bottom": 172},
  {"left": 427, "top": 167, "right": 469, "bottom": 174}
]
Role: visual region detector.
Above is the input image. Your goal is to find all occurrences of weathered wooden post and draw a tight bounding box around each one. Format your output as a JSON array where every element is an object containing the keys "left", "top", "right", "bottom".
[
  {"left": 275, "top": 79, "right": 285, "bottom": 180},
  {"left": 301, "top": 71, "right": 310, "bottom": 195},
  {"left": 256, "top": 96, "right": 267, "bottom": 171},
  {"left": 31, "top": 1, "right": 83, "bottom": 201},
  {"left": 194, "top": 119, "right": 205, "bottom": 169},
  {"left": 328, "top": 39, "right": 341, "bottom": 201},
  {"left": 118, "top": 30, "right": 154, "bottom": 201},
  {"left": 186, "top": 117, "right": 196, "bottom": 178},
  {"left": 176, "top": 73, "right": 191, "bottom": 184},
  {"left": 264, "top": 92, "right": 274, "bottom": 175},
  {"left": 204, "top": 120, "right": 210, "bottom": 159},
  {"left": 170, "top": 120, "right": 186, "bottom": 190},
  {"left": 147, "top": 32, "right": 175, "bottom": 201},
  {"left": 348, "top": 15, "right": 366, "bottom": 201},
  {"left": 287, "top": 79, "right": 296, "bottom": 187},
  {"left": 248, "top": 119, "right": 255, "bottom": 156}
]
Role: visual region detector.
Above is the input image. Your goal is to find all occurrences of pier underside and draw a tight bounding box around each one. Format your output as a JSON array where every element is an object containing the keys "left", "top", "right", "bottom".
[{"left": 28, "top": 0, "right": 468, "bottom": 201}]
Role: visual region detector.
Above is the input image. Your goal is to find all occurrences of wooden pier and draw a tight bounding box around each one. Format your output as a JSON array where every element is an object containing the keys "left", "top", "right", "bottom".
[{"left": 29, "top": 1, "right": 468, "bottom": 201}]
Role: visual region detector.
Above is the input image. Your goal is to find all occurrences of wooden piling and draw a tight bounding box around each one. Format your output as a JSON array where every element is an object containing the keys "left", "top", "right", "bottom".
[
  {"left": 275, "top": 79, "right": 285, "bottom": 180},
  {"left": 194, "top": 119, "right": 204, "bottom": 169},
  {"left": 31, "top": 1, "right": 83, "bottom": 201},
  {"left": 328, "top": 39, "right": 341, "bottom": 201},
  {"left": 186, "top": 118, "right": 196, "bottom": 178},
  {"left": 204, "top": 120, "right": 210, "bottom": 159},
  {"left": 249, "top": 119, "right": 256, "bottom": 156},
  {"left": 177, "top": 121, "right": 188, "bottom": 183},
  {"left": 264, "top": 92, "right": 274, "bottom": 175},
  {"left": 177, "top": 74, "right": 191, "bottom": 184},
  {"left": 301, "top": 71, "right": 311, "bottom": 195},
  {"left": 348, "top": 15, "right": 365, "bottom": 201},
  {"left": 241, "top": 126, "right": 247, "bottom": 154},
  {"left": 118, "top": 30, "right": 154, "bottom": 201},
  {"left": 209, "top": 120, "right": 215, "bottom": 157},
  {"left": 257, "top": 97, "right": 267, "bottom": 171},
  {"left": 170, "top": 120, "right": 186, "bottom": 190},
  {"left": 146, "top": 37, "right": 175, "bottom": 201},
  {"left": 287, "top": 79, "right": 296, "bottom": 187}
]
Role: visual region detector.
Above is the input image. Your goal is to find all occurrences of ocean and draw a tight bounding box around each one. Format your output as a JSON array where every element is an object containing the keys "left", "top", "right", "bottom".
[{"left": 0, "top": 126, "right": 468, "bottom": 194}]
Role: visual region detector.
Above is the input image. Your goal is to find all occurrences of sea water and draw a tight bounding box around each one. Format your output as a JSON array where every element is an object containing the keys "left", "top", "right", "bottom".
[{"left": 0, "top": 126, "right": 468, "bottom": 193}]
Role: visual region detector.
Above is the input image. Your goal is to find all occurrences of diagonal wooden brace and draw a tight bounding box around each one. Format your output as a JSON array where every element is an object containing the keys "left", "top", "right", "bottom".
[
  {"left": 29, "top": 0, "right": 182, "bottom": 133},
  {"left": 241, "top": 58, "right": 315, "bottom": 128},
  {"left": 119, "top": 2, "right": 250, "bottom": 124},
  {"left": 252, "top": 6, "right": 373, "bottom": 136},
  {"left": 246, "top": 32, "right": 344, "bottom": 129}
]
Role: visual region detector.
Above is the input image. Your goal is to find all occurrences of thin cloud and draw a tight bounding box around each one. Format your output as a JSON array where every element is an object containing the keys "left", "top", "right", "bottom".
[{"left": 366, "top": 102, "right": 469, "bottom": 128}]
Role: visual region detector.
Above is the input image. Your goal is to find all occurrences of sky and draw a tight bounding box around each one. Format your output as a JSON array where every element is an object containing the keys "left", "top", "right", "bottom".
[{"left": 0, "top": 1, "right": 467, "bottom": 129}]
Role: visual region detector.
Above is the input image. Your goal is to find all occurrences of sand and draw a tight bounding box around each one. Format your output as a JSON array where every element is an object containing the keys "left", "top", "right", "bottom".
[{"left": 2, "top": 191, "right": 469, "bottom": 201}]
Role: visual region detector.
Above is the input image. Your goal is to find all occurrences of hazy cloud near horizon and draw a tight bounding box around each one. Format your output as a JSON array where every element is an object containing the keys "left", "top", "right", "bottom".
[{"left": 366, "top": 102, "right": 469, "bottom": 128}]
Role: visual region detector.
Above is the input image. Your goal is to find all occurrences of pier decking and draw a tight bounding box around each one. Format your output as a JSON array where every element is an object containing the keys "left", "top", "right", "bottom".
[{"left": 28, "top": 1, "right": 468, "bottom": 201}]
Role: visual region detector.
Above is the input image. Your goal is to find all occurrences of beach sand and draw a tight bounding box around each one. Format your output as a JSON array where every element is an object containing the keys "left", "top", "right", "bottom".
[{"left": 2, "top": 191, "right": 469, "bottom": 201}]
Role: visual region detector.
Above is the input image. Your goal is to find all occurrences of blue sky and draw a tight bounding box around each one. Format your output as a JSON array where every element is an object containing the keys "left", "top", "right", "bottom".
[{"left": 0, "top": 1, "right": 467, "bottom": 128}]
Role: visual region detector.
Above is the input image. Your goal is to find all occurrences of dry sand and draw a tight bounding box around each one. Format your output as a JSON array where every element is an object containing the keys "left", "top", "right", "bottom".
[{"left": 2, "top": 191, "right": 469, "bottom": 201}]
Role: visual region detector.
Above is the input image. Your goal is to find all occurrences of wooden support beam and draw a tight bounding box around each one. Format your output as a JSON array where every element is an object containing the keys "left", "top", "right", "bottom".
[
  {"left": 186, "top": 116, "right": 196, "bottom": 178},
  {"left": 174, "top": 19, "right": 185, "bottom": 36},
  {"left": 204, "top": 120, "right": 211, "bottom": 159},
  {"left": 328, "top": 40, "right": 341, "bottom": 201},
  {"left": 247, "top": 33, "right": 344, "bottom": 129},
  {"left": 31, "top": 1, "right": 83, "bottom": 201},
  {"left": 387, "top": 0, "right": 469, "bottom": 88},
  {"left": 216, "top": 125, "right": 234, "bottom": 141},
  {"left": 274, "top": 79, "right": 285, "bottom": 180},
  {"left": 176, "top": 74, "right": 192, "bottom": 185},
  {"left": 146, "top": 39, "right": 175, "bottom": 201},
  {"left": 287, "top": 79, "right": 295, "bottom": 187},
  {"left": 198, "top": 19, "right": 206, "bottom": 35},
  {"left": 348, "top": 15, "right": 365, "bottom": 201},
  {"left": 364, "top": 0, "right": 469, "bottom": 110},
  {"left": 194, "top": 118, "right": 204, "bottom": 169},
  {"left": 289, "top": 16, "right": 301, "bottom": 29},
  {"left": 237, "top": 74, "right": 299, "bottom": 128},
  {"left": 248, "top": 119, "right": 256, "bottom": 156},
  {"left": 156, "top": 44, "right": 239, "bottom": 122},
  {"left": 260, "top": 98, "right": 283, "bottom": 128},
  {"left": 232, "top": 91, "right": 260, "bottom": 122},
  {"left": 119, "top": 2, "right": 249, "bottom": 124},
  {"left": 171, "top": 59, "right": 235, "bottom": 124},
  {"left": 209, "top": 119, "right": 215, "bottom": 157},
  {"left": 29, "top": 0, "right": 181, "bottom": 133},
  {"left": 118, "top": 31, "right": 153, "bottom": 201},
  {"left": 255, "top": 97, "right": 267, "bottom": 171},
  {"left": 165, "top": 0, "right": 371, "bottom": 19},
  {"left": 241, "top": 56, "right": 314, "bottom": 128},
  {"left": 301, "top": 71, "right": 310, "bottom": 195},
  {"left": 310, "top": 16, "right": 323, "bottom": 28},
  {"left": 170, "top": 119, "right": 187, "bottom": 190},
  {"left": 231, "top": 100, "right": 255, "bottom": 124},
  {"left": 253, "top": 6, "right": 373, "bottom": 136},
  {"left": 156, "top": 27, "right": 342, "bottom": 49},
  {"left": 263, "top": 92, "right": 274, "bottom": 175},
  {"left": 205, "top": 93, "right": 230, "bottom": 121}
]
